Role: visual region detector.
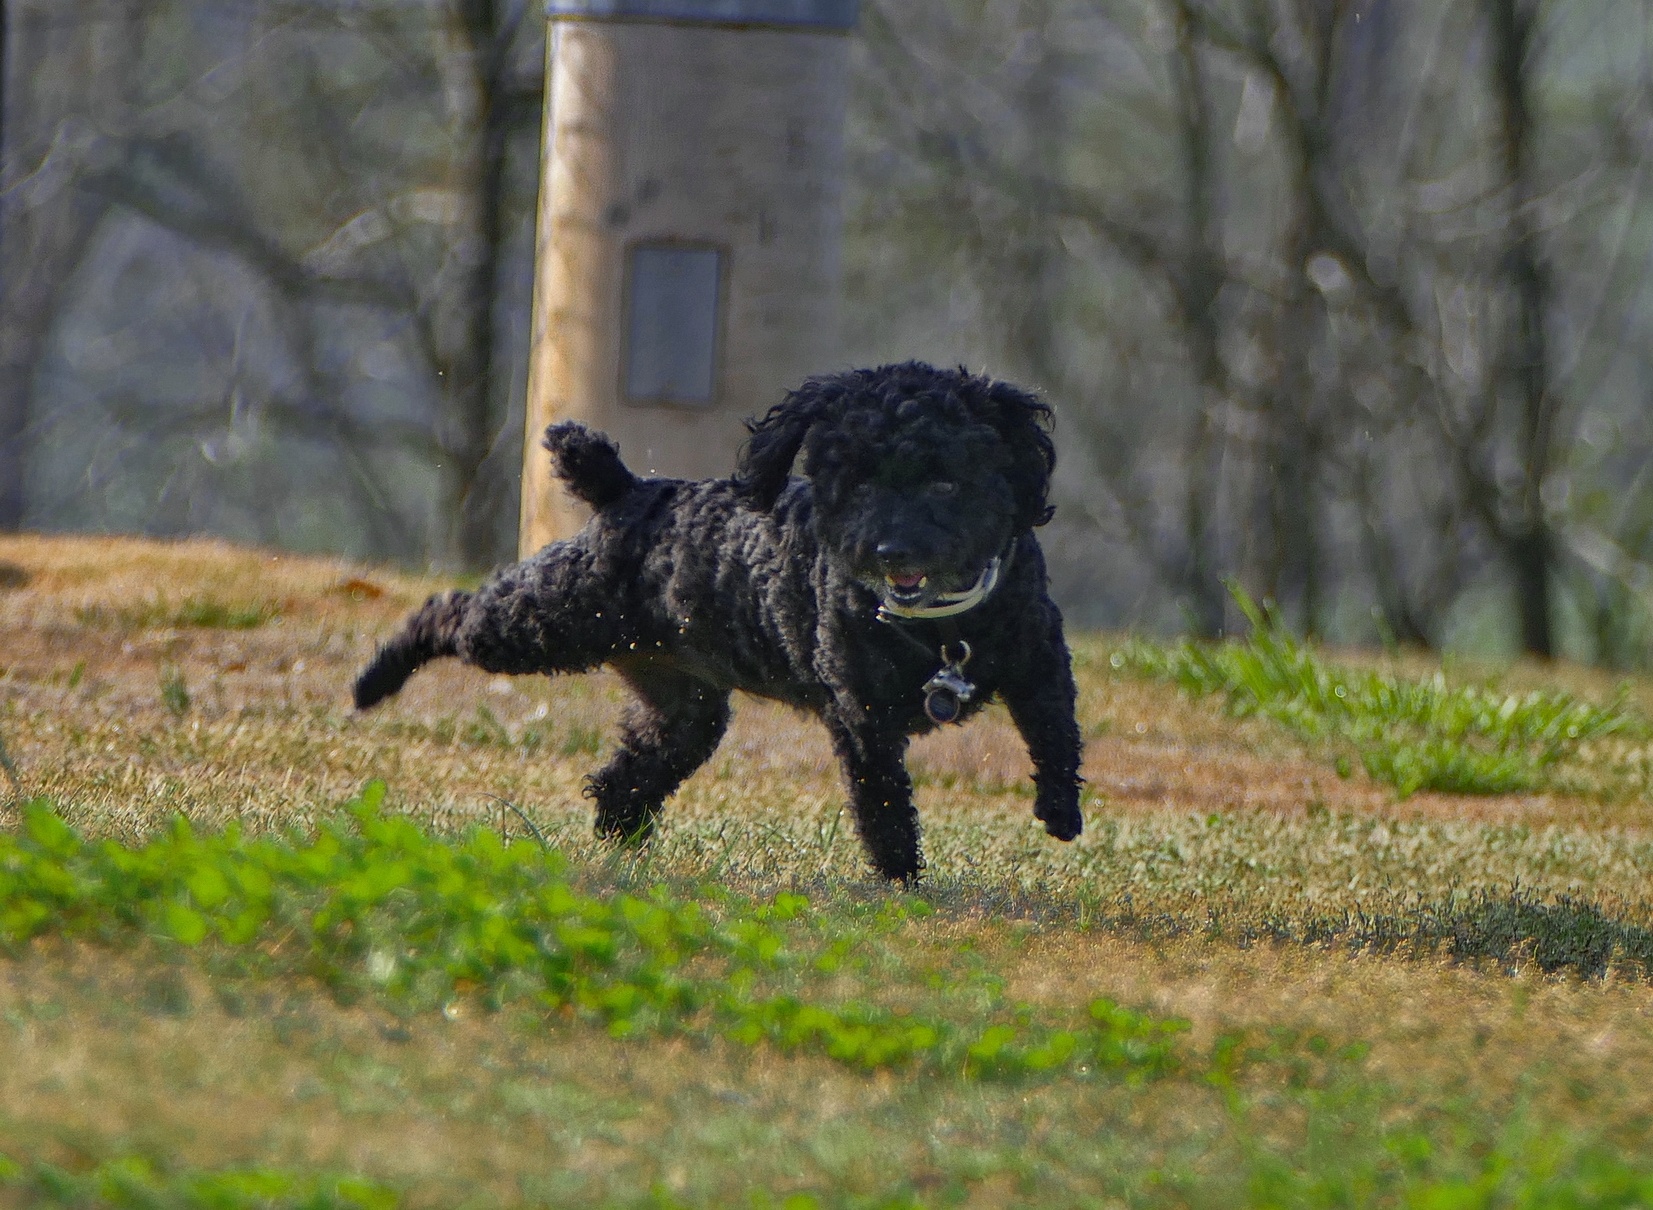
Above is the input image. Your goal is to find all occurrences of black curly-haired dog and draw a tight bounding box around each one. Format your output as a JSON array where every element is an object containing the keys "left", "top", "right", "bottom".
[{"left": 353, "top": 362, "right": 1082, "bottom": 881}]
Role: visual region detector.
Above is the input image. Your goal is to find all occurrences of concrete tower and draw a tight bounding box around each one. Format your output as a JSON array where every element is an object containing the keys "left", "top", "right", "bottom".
[{"left": 519, "top": 0, "right": 858, "bottom": 554}]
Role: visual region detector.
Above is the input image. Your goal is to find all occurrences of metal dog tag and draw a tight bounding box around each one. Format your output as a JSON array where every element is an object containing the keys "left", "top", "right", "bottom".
[{"left": 922, "top": 641, "right": 975, "bottom": 725}]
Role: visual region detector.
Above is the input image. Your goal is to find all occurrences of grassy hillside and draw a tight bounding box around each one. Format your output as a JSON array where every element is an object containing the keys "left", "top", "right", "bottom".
[{"left": 2, "top": 534, "right": 1653, "bottom": 1207}]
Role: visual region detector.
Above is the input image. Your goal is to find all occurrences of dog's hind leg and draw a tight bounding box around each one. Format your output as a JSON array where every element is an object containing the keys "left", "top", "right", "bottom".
[
  {"left": 353, "top": 545, "right": 628, "bottom": 710},
  {"left": 585, "top": 666, "right": 731, "bottom": 843},
  {"left": 353, "top": 590, "right": 471, "bottom": 709},
  {"left": 825, "top": 713, "right": 922, "bottom": 883}
]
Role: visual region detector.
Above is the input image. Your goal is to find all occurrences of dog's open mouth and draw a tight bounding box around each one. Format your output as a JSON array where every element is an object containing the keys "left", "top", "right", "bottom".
[
  {"left": 873, "top": 558, "right": 1004, "bottom": 620},
  {"left": 883, "top": 571, "right": 930, "bottom": 606}
]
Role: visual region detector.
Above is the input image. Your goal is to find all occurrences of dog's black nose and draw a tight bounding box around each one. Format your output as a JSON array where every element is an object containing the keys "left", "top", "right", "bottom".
[{"left": 875, "top": 539, "right": 916, "bottom": 565}]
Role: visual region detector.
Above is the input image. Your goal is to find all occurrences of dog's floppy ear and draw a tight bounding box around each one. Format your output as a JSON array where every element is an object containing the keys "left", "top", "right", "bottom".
[
  {"left": 984, "top": 375, "right": 1057, "bottom": 531},
  {"left": 734, "top": 385, "right": 826, "bottom": 509}
]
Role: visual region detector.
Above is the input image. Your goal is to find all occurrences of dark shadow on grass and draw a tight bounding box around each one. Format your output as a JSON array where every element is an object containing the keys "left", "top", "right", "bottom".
[
  {"left": 1197, "top": 892, "right": 1653, "bottom": 982},
  {"left": 753, "top": 874, "right": 1653, "bottom": 985},
  {"left": 1331, "top": 892, "right": 1653, "bottom": 980}
]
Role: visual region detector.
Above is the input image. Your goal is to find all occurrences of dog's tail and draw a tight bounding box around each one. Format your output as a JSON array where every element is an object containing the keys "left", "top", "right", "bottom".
[
  {"left": 353, "top": 590, "right": 472, "bottom": 710},
  {"left": 543, "top": 422, "right": 638, "bottom": 509}
]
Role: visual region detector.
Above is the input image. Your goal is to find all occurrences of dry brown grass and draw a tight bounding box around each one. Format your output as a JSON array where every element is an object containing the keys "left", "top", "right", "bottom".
[
  {"left": 5, "top": 533, "right": 1653, "bottom": 1202},
  {"left": 6, "top": 533, "right": 1645, "bottom": 843}
]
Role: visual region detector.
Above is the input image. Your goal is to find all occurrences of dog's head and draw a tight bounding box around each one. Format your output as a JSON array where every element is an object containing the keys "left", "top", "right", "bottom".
[{"left": 735, "top": 362, "right": 1054, "bottom": 610}]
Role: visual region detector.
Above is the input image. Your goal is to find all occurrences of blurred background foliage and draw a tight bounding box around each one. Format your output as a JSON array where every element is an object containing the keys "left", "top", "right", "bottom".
[{"left": 4, "top": 0, "right": 1653, "bottom": 667}]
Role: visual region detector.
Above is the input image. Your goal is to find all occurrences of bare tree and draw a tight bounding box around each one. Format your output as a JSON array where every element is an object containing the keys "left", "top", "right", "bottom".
[
  {"left": 1487, "top": 0, "right": 1556, "bottom": 655},
  {"left": 855, "top": 0, "right": 1246, "bottom": 632},
  {"left": 258, "top": 0, "right": 543, "bottom": 568},
  {"left": 5, "top": 0, "right": 543, "bottom": 568},
  {"left": 429, "top": 0, "right": 538, "bottom": 569},
  {"left": 0, "top": 1, "right": 142, "bottom": 531},
  {"left": 850, "top": 0, "right": 1535, "bottom": 648}
]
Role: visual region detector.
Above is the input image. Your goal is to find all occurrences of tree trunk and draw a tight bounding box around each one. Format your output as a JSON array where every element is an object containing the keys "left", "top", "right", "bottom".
[
  {"left": 430, "top": 0, "right": 531, "bottom": 571},
  {"left": 1169, "top": 0, "right": 1230, "bottom": 637},
  {"left": 998, "top": 4, "right": 1064, "bottom": 394},
  {"left": 1487, "top": 0, "right": 1556, "bottom": 658},
  {"left": 1510, "top": 526, "right": 1554, "bottom": 658},
  {"left": 0, "top": 0, "right": 14, "bottom": 531}
]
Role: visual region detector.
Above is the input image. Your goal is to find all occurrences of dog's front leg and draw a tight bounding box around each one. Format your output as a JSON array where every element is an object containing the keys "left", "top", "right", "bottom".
[
  {"left": 1000, "top": 602, "right": 1084, "bottom": 842},
  {"left": 825, "top": 712, "right": 922, "bottom": 883},
  {"left": 587, "top": 667, "right": 731, "bottom": 844}
]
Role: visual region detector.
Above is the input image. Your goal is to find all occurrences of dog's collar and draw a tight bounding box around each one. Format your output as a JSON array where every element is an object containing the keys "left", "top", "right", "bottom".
[{"left": 875, "top": 557, "right": 1002, "bottom": 622}]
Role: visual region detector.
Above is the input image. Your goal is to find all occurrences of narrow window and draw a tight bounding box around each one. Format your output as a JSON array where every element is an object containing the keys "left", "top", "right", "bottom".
[{"left": 622, "top": 242, "right": 725, "bottom": 406}]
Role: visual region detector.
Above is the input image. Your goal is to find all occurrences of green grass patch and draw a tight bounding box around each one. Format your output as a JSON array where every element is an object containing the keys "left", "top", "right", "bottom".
[
  {"left": 1111, "top": 587, "right": 1643, "bottom": 796},
  {"left": 1221, "top": 1095, "right": 1653, "bottom": 1209},
  {"left": 158, "top": 666, "right": 190, "bottom": 718},
  {"left": 0, "top": 1154, "right": 395, "bottom": 1210},
  {"left": 6, "top": 1129, "right": 1652, "bottom": 1210},
  {"left": 0, "top": 783, "right": 1183, "bottom": 1083},
  {"left": 74, "top": 596, "right": 282, "bottom": 632}
]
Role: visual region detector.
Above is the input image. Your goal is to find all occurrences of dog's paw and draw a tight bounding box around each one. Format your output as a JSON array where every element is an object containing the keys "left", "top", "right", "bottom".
[
  {"left": 1035, "top": 795, "right": 1083, "bottom": 842},
  {"left": 873, "top": 858, "right": 924, "bottom": 885}
]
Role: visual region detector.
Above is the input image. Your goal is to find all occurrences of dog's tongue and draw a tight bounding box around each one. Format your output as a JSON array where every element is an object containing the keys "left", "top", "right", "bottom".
[{"left": 888, "top": 572, "right": 925, "bottom": 589}]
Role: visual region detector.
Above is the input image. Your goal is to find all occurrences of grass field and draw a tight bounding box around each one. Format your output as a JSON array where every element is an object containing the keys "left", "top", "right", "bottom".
[{"left": 3, "top": 533, "right": 1653, "bottom": 1208}]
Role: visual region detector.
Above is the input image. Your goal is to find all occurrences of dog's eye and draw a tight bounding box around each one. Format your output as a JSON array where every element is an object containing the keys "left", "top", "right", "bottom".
[{"left": 928, "top": 481, "right": 958, "bottom": 497}]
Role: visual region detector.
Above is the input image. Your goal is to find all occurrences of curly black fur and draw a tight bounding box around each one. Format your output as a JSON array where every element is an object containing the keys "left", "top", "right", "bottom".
[{"left": 354, "top": 362, "right": 1083, "bottom": 881}]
